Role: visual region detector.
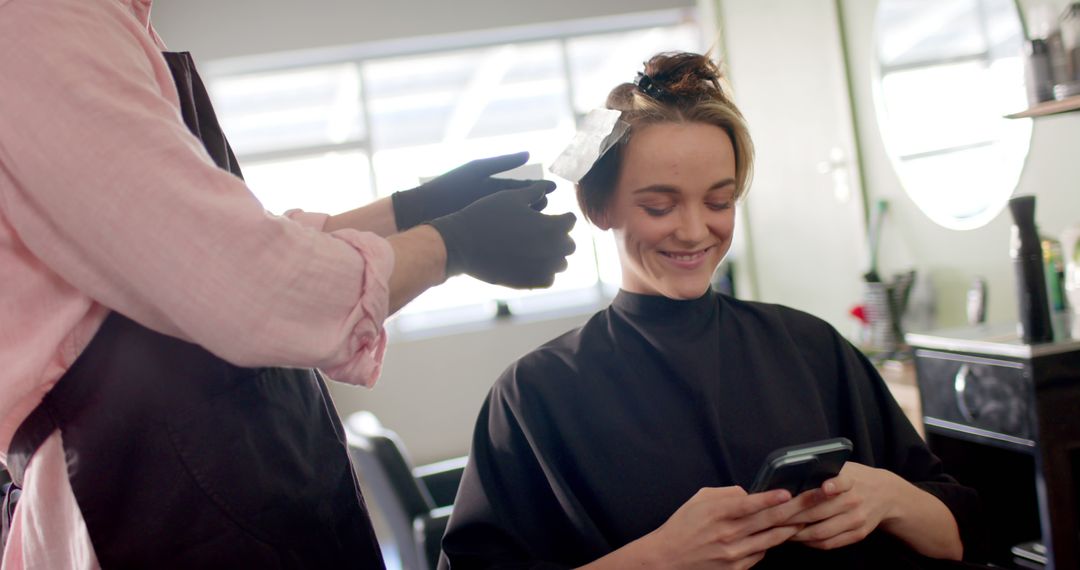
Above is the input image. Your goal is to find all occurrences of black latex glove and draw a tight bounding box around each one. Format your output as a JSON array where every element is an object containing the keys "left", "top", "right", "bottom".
[
  {"left": 427, "top": 181, "right": 577, "bottom": 289},
  {"left": 392, "top": 151, "right": 549, "bottom": 231}
]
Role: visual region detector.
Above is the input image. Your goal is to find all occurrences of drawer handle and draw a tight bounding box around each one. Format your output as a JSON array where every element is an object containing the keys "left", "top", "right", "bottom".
[{"left": 954, "top": 364, "right": 976, "bottom": 422}]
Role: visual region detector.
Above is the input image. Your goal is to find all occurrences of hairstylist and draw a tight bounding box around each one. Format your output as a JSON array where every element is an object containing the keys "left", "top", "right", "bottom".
[{"left": 0, "top": 0, "right": 576, "bottom": 568}]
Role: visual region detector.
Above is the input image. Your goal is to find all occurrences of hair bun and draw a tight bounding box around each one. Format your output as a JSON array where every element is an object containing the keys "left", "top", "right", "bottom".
[{"left": 639, "top": 52, "right": 723, "bottom": 101}]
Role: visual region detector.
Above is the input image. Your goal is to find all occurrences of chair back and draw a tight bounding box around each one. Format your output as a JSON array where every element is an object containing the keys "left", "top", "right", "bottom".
[{"left": 345, "top": 411, "right": 435, "bottom": 570}]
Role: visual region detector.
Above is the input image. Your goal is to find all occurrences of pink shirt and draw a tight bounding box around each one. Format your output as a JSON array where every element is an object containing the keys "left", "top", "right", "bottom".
[{"left": 0, "top": 0, "right": 395, "bottom": 567}]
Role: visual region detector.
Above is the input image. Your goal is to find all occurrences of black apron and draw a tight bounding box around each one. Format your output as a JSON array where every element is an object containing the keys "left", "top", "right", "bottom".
[{"left": 0, "top": 52, "right": 385, "bottom": 569}]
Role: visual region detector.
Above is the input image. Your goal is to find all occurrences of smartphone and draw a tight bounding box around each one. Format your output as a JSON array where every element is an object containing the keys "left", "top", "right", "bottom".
[{"left": 749, "top": 437, "right": 853, "bottom": 495}]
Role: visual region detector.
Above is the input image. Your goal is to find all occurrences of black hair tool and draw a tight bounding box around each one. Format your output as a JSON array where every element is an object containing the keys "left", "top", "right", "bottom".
[{"left": 1009, "top": 195, "right": 1053, "bottom": 344}]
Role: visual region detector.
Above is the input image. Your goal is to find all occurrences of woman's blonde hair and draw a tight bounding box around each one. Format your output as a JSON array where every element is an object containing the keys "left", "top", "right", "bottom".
[{"left": 576, "top": 52, "right": 754, "bottom": 224}]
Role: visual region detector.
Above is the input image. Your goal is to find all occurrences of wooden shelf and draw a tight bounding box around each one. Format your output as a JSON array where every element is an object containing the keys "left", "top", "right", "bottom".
[{"left": 1006, "top": 94, "right": 1080, "bottom": 118}]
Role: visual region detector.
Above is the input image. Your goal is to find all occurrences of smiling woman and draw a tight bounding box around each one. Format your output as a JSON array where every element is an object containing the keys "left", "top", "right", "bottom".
[{"left": 439, "top": 52, "right": 982, "bottom": 570}]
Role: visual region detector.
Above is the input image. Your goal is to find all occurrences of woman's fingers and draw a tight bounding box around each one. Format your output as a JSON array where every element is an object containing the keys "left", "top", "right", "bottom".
[
  {"left": 739, "top": 490, "right": 817, "bottom": 535},
  {"left": 821, "top": 471, "right": 855, "bottom": 496},
  {"left": 800, "top": 527, "right": 869, "bottom": 551},
  {"left": 784, "top": 471, "right": 859, "bottom": 525},
  {"left": 710, "top": 524, "right": 801, "bottom": 564},
  {"left": 718, "top": 488, "right": 790, "bottom": 519},
  {"left": 783, "top": 489, "right": 848, "bottom": 525},
  {"left": 791, "top": 510, "right": 865, "bottom": 544},
  {"left": 747, "top": 524, "right": 803, "bottom": 552},
  {"left": 735, "top": 551, "right": 766, "bottom": 570}
]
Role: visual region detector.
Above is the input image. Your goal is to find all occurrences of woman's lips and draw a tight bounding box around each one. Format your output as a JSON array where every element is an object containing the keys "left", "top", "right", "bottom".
[{"left": 659, "top": 246, "right": 713, "bottom": 269}]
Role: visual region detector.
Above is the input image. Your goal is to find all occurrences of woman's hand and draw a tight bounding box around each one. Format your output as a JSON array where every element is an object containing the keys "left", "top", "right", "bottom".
[
  {"left": 785, "top": 462, "right": 962, "bottom": 560},
  {"left": 785, "top": 462, "right": 898, "bottom": 550},
  {"left": 637, "top": 486, "right": 813, "bottom": 570}
]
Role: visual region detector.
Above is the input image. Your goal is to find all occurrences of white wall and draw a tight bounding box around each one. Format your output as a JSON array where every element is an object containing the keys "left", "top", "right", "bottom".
[
  {"left": 840, "top": 0, "right": 1080, "bottom": 328},
  {"left": 330, "top": 313, "right": 594, "bottom": 463}
]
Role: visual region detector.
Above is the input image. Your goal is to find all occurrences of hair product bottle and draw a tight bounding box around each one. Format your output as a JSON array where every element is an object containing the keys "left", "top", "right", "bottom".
[
  {"left": 1009, "top": 195, "right": 1053, "bottom": 343},
  {"left": 1061, "top": 2, "right": 1080, "bottom": 81},
  {"left": 1026, "top": 39, "right": 1055, "bottom": 105},
  {"left": 1061, "top": 224, "right": 1080, "bottom": 339}
]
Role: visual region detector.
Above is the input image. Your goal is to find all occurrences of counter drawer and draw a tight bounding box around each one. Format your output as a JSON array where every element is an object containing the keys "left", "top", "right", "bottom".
[{"left": 913, "top": 349, "right": 1034, "bottom": 444}]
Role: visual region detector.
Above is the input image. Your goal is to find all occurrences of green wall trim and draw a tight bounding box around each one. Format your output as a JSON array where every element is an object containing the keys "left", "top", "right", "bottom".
[{"left": 834, "top": 0, "right": 873, "bottom": 230}]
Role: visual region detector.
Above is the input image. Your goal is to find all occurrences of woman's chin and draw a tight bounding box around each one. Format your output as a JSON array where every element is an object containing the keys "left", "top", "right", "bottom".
[{"left": 659, "top": 281, "right": 713, "bottom": 300}]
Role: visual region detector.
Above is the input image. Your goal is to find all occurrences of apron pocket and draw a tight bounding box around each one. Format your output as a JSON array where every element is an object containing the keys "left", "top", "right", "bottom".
[{"left": 166, "top": 368, "right": 359, "bottom": 551}]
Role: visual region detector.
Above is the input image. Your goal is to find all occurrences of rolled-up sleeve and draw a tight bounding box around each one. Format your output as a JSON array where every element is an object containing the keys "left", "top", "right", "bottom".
[{"left": 0, "top": 0, "right": 393, "bottom": 387}]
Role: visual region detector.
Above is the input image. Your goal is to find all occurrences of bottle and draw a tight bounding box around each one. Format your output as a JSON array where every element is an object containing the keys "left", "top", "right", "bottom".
[
  {"left": 967, "top": 276, "right": 988, "bottom": 326},
  {"left": 1043, "top": 236, "right": 1068, "bottom": 339},
  {"left": 1061, "top": 224, "right": 1080, "bottom": 339},
  {"left": 1043, "top": 237, "right": 1066, "bottom": 312},
  {"left": 1025, "top": 39, "right": 1055, "bottom": 105},
  {"left": 1009, "top": 196, "right": 1053, "bottom": 343},
  {"left": 1061, "top": 2, "right": 1080, "bottom": 82}
]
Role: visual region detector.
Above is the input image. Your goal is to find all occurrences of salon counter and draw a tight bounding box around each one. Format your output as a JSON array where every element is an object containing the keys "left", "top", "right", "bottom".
[{"left": 878, "top": 359, "right": 924, "bottom": 439}]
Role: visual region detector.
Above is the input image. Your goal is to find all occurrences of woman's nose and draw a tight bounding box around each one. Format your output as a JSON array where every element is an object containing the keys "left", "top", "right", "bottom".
[{"left": 673, "top": 206, "right": 709, "bottom": 244}]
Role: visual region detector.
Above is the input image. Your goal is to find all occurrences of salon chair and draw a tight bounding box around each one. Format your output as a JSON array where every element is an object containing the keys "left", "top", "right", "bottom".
[{"left": 344, "top": 411, "right": 465, "bottom": 570}]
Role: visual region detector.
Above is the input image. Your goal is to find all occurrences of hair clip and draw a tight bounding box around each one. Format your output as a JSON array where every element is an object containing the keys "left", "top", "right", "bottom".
[{"left": 635, "top": 72, "right": 668, "bottom": 101}]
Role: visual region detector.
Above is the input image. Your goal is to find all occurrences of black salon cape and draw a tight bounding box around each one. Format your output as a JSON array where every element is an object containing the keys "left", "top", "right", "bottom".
[{"left": 439, "top": 290, "right": 981, "bottom": 569}]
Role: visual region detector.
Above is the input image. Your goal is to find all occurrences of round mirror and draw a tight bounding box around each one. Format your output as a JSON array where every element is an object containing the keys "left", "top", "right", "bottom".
[{"left": 873, "top": 0, "right": 1032, "bottom": 230}]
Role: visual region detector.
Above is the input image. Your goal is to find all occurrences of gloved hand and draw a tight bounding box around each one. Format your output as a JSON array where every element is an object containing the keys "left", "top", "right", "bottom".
[
  {"left": 392, "top": 151, "right": 549, "bottom": 231},
  {"left": 427, "top": 181, "right": 577, "bottom": 288}
]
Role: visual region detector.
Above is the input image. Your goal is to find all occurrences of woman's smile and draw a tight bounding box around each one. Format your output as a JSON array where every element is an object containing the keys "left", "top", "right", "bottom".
[{"left": 658, "top": 246, "right": 715, "bottom": 269}]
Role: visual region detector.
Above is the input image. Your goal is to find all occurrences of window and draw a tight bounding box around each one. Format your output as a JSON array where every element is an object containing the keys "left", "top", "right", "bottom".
[{"left": 206, "top": 11, "right": 701, "bottom": 331}]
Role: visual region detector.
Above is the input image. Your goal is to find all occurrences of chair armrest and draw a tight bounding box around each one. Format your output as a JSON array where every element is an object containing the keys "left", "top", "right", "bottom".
[
  {"left": 414, "top": 456, "right": 466, "bottom": 508},
  {"left": 414, "top": 505, "right": 453, "bottom": 570}
]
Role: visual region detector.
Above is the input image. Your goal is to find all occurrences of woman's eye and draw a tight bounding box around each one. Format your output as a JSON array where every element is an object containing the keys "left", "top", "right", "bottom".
[
  {"left": 641, "top": 205, "right": 674, "bottom": 217},
  {"left": 707, "top": 201, "right": 733, "bottom": 211}
]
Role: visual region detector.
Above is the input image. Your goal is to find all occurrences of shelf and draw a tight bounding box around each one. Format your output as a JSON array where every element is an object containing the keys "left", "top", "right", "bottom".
[{"left": 1006, "top": 94, "right": 1080, "bottom": 118}]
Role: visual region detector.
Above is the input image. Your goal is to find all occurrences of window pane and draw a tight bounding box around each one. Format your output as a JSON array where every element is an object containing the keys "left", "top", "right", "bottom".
[
  {"left": 876, "top": 0, "right": 1022, "bottom": 67},
  {"left": 241, "top": 152, "right": 373, "bottom": 215},
  {"left": 898, "top": 137, "right": 1028, "bottom": 222},
  {"left": 566, "top": 24, "right": 702, "bottom": 115},
  {"left": 880, "top": 58, "right": 1025, "bottom": 157},
  {"left": 364, "top": 42, "right": 571, "bottom": 152},
  {"left": 210, "top": 63, "right": 365, "bottom": 156}
]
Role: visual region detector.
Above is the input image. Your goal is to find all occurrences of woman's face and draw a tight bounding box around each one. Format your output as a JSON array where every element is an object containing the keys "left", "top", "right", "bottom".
[{"left": 600, "top": 121, "right": 737, "bottom": 300}]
